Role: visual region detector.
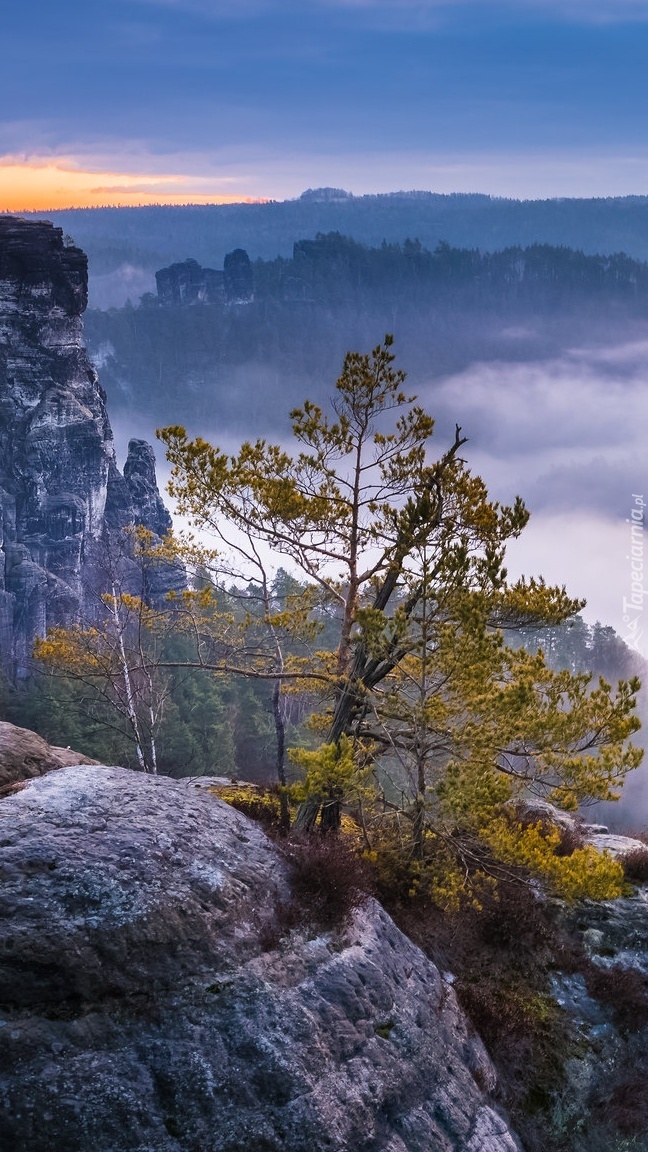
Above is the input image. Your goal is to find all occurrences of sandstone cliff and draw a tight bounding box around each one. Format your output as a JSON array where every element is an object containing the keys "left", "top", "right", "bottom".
[
  {"left": 0, "top": 216, "right": 173, "bottom": 678},
  {"left": 154, "top": 250, "right": 252, "bottom": 306},
  {"left": 0, "top": 765, "right": 521, "bottom": 1152}
]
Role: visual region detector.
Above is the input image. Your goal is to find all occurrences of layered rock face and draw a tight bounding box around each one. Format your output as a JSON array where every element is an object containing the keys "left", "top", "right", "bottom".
[
  {"left": 0, "top": 765, "right": 521, "bottom": 1152},
  {"left": 0, "top": 216, "right": 172, "bottom": 676},
  {"left": 223, "top": 247, "right": 254, "bottom": 303}
]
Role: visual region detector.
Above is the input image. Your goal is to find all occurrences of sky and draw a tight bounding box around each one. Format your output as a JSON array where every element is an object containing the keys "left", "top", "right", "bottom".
[
  {"left": 3, "top": 0, "right": 648, "bottom": 649},
  {"left": 3, "top": 0, "right": 648, "bottom": 207}
]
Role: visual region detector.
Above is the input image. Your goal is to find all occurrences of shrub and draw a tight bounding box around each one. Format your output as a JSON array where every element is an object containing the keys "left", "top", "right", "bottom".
[
  {"left": 513, "top": 805, "right": 586, "bottom": 858},
  {"left": 621, "top": 845, "right": 648, "bottom": 883},
  {"left": 282, "top": 834, "right": 373, "bottom": 930},
  {"left": 258, "top": 896, "right": 305, "bottom": 952},
  {"left": 554, "top": 823, "right": 586, "bottom": 858},
  {"left": 483, "top": 815, "right": 624, "bottom": 901},
  {"left": 258, "top": 834, "right": 373, "bottom": 949},
  {"left": 590, "top": 1064, "right": 648, "bottom": 1136},
  {"left": 584, "top": 963, "right": 648, "bottom": 1033},
  {"left": 213, "top": 783, "right": 284, "bottom": 832}
]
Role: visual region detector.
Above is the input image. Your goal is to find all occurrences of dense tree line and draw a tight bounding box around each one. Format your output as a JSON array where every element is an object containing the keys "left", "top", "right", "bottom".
[
  {"left": 513, "top": 614, "right": 645, "bottom": 683},
  {"left": 85, "top": 234, "right": 648, "bottom": 432},
  {"left": 253, "top": 233, "right": 648, "bottom": 306},
  {"left": 0, "top": 647, "right": 279, "bottom": 781},
  {"left": 28, "top": 191, "right": 648, "bottom": 288}
]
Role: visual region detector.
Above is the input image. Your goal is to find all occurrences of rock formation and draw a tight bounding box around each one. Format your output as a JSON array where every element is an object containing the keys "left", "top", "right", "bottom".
[
  {"left": 155, "top": 258, "right": 224, "bottom": 306},
  {"left": 223, "top": 247, "right": 254, "bottom": 304},
  {"left": 0, "top": 719, "right": 98, "bottom": 793},
  {"left": 0, "top": 764, "right": 521, "bottom": 1152},
  {"left": 155, "top": 250, "right": 253, "bottom": 307},
  {"left": 0, "top": 215, "right": 174, "bottom": 678}
]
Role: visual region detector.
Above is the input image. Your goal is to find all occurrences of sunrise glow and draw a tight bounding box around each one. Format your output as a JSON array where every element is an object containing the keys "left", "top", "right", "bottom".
[{"left": 0, "top": 159, "right": 264, "bottom": 211}]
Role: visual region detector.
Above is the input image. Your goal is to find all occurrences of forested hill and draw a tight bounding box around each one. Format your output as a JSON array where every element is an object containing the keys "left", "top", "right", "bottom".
[
  {"left": 84, "top": 234, "right": 648, "bottom": 433},
  {"left": 27, "top": 190, "right": 648, "bottom": 308},
  {"left": 254, "top": 234, "right": 648, "bottom": 306}
]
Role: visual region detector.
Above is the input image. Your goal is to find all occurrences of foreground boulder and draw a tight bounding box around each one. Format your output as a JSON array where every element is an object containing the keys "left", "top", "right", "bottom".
[
  {"left": 0, "top": 765, "right": 520, "bottom": 1152},
  {"left": 0, "top": 720, "right": 98, "bottom": 792}
]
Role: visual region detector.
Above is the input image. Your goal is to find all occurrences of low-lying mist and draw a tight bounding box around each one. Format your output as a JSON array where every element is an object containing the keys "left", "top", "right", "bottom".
[
  {"left": 417, "top": 342, "right": 648, "bottom": 829},
  {"left": 100, "top": 320, "right": 648, "bottom": 829}
]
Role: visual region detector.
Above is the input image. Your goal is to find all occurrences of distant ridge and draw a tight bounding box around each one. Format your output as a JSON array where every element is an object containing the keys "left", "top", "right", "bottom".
[{"left": 23, "top": 190, "right": 648, "bottom": 308}]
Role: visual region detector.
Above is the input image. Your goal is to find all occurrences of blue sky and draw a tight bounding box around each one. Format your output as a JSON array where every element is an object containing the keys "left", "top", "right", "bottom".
[{"left": 3, "top": 0, "right": 648, "bottom": 205}]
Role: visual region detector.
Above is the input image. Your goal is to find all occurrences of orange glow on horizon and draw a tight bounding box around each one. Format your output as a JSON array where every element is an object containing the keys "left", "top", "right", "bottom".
[{"left": 0, "top": 160, "right": 267, "bottom": 211}]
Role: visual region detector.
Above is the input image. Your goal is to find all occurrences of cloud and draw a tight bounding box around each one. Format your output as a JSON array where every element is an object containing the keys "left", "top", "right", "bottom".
[
  {"left": 323, "top": 0, "right": 648, "bottom": 23},
  {"left": 0, "top": 156, "right": 264, "bottom": 211},
  {"left": 419, "top": 341, "right": 648, "bottom": 648},
  {"left": 4, "top": 0, "right": 648, "bottom": 189},
  {"left": 504, "top": 509, "right": 627, "bottom": 617},
  {"left": 7, "top": 146, "right": 648, "bottom": 209},
  {"left": 130, "top": 0, "right": 648, "bottom": 20},
  {"left": 430, "top": 355, "right": 639, "bottom": 459}
]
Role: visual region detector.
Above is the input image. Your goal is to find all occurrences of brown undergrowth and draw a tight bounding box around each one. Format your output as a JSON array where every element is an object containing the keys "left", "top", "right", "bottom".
[
  {"left": 381, "top": 872, "right": 577, "bottom": 1149},
  {"left": 258, "top": 833, "right": 374, "bottom": 949},
  {"left": 622, "top": 845, "right": 648, "bottom": 883},
  {"left": 217, "top": 789, "right": 648, "bottom": 1150}
]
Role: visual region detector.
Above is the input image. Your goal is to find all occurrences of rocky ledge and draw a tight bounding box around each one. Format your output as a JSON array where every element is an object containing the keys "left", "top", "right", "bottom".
[
  {"left": 0, "top": 720, "right": 98, "bottom": 793},
  {"left": 0, "top": 765, "right": 521, "bottom": 1152}
]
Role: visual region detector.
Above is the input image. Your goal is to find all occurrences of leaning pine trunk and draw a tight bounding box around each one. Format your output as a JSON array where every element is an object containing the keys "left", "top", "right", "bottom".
[
  {"left": 292, "top": 794, "right": 322, "bottom": 834},
  {"left": 292, "top": 651, "right": 368, "bottom": 833}
]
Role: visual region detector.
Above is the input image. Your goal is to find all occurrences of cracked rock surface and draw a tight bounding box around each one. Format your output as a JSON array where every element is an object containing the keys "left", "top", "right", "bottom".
[{"left": 0, "top": 765, "right": 521, "bottom": 1152}]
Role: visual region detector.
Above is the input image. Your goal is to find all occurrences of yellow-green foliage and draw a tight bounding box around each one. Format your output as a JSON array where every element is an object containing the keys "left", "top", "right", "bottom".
[
  {"left": 290, "top": 735, "right": 369, "bottom": 807},
  {"left": 211, "top": 783, "right": 284, "bottom": 828},
  {"left": 481, "top": 817, "right": 625, "bottom": 901},
  {"left": 438, "top": 756, "right": 627, "bottom": 901},
  {"left": 430, "top": 632, "right": 642, "bottom": 816},
  {"left": 368, "top": 810, "right": 623, "bottom": 907},
  {"left": 35, "top": 626, "right": 107, "bottom": 676},
  {"left": 365, "top": 578, "right": 641, "bottom": 904},
  {"left": 365, "top": 826, "right": 492, "bottom": 911}
]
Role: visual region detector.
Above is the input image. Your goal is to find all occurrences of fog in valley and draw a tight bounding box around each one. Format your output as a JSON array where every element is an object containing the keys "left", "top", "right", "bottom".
[
  {"left": 423, "top": 341, "right": 648, "bottom": 633},
  {"left": 420, "top": 347, "right": 648, "bottom": 831},
  {"left": 94, "top": 227, "right": 648, "bottom": 831}
]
